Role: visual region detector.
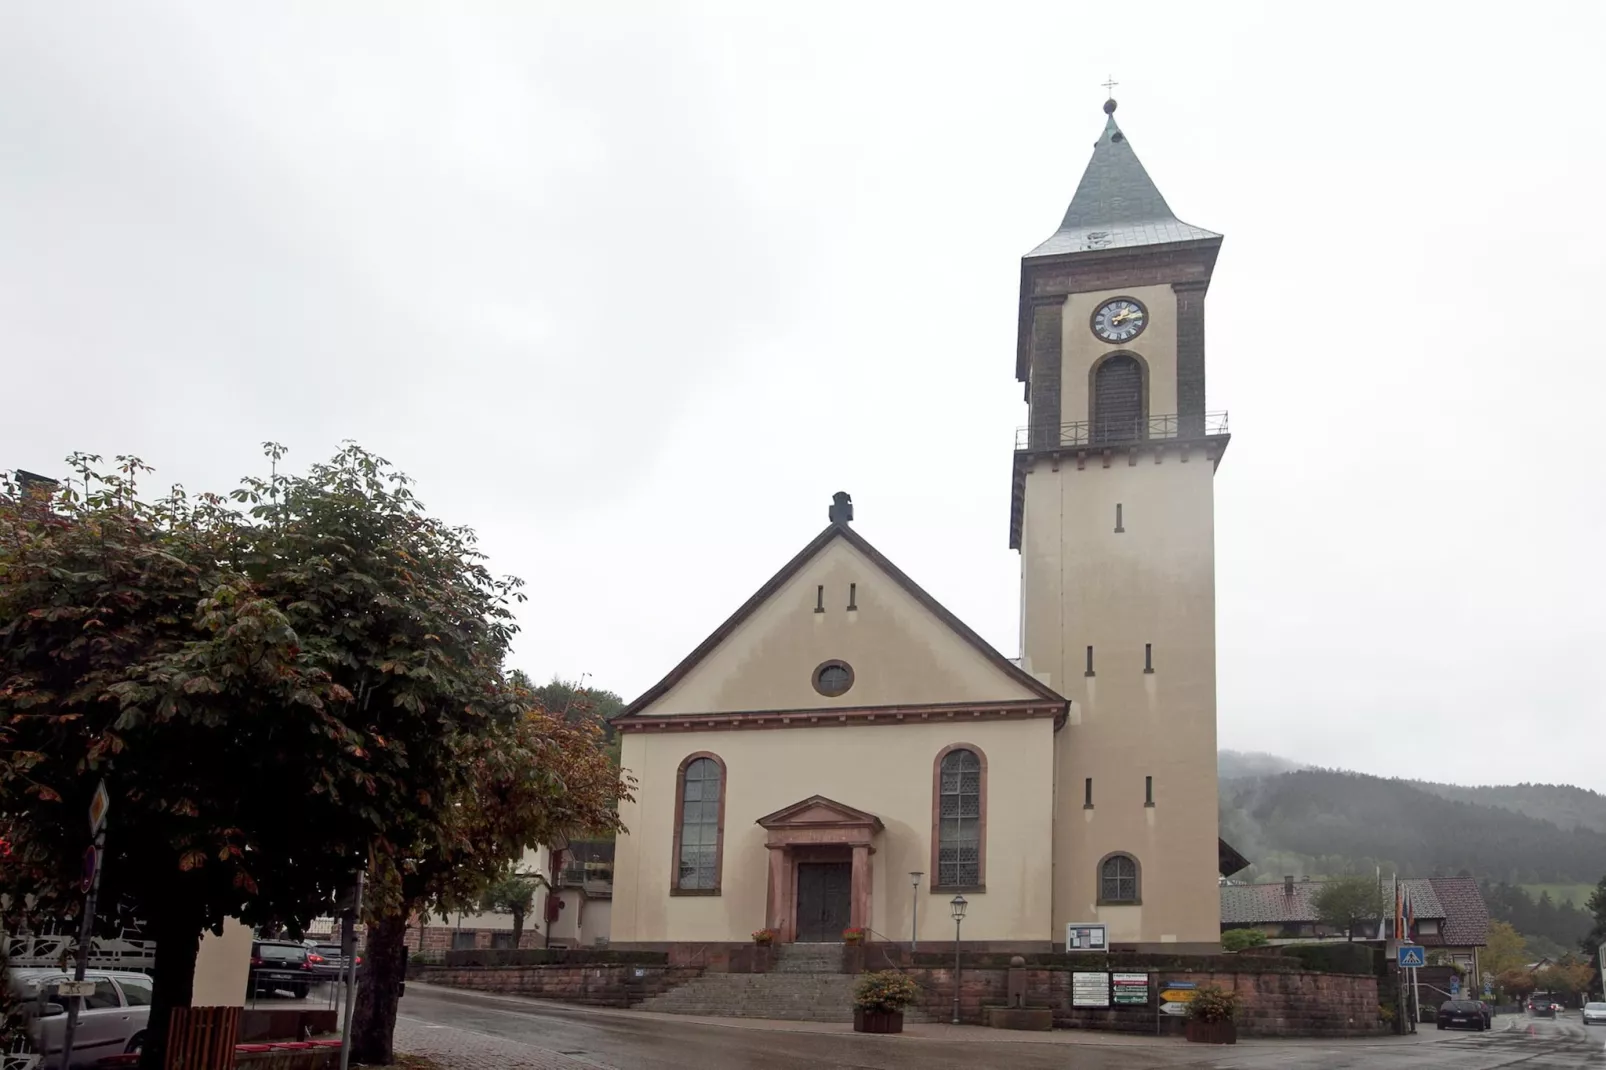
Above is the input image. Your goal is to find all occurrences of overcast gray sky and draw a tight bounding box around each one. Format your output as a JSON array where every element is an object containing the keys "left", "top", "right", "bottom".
[{"left": 5, "top": 3, "right": 1603, "bottom": 792}]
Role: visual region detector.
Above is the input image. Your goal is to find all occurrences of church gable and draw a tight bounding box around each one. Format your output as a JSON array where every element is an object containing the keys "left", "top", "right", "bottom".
[{"left": 618, "top": 519, "right": 1061, "bottom": 722}]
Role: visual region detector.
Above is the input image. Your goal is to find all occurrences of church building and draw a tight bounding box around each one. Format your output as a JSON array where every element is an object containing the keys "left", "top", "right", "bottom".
[{"left": 611, "top": 100, "right": 1231, "bottom": 953}]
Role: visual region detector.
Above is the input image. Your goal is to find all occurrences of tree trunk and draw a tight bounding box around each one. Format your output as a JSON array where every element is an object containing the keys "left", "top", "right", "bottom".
[
  {"left": 139, "top": 903, "right": 201, "bottom": 1070},
  {"left": 511, "top": 907, "right": 524, "bottom": 949},
  {"left": 351, "top": 912, "right": 409, "bottom": 1065}
]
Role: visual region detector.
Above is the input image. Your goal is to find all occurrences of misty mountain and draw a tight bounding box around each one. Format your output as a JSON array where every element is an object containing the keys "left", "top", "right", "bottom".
[
  {"left": 1407, "top": 780, "right": 1606, "bottom": 834},
  {"left": 1218, "top": 749, "right": 1307, "bottom": 781},
  {"left": 1219, "top": 767, "right": 1606, "bottom": 886}
]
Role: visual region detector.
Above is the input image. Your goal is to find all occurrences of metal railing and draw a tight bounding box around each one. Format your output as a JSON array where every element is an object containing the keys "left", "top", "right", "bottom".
[{"left": 1014, "top": 411, "right": 1228, "bottom": 451}]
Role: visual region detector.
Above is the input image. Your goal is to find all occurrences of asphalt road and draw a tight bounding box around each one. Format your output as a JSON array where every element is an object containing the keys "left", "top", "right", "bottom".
[{"left": 391, "top": 984, "right": 1606, "bottom": 1070}]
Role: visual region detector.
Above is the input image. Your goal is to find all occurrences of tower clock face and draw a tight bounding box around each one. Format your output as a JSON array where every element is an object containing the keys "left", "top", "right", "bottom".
[{"left": 1091, "top": 298, "right": 1148, "bottom": 343}]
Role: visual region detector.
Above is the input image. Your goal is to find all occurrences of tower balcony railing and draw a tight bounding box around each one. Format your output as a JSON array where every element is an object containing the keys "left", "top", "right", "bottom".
[{"left": 1014, "top": 411, "right": 1228, "bottom": 452}]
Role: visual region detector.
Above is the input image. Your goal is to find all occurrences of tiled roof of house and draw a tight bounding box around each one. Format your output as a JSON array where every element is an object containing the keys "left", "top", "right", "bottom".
[
  {"left": 1220, "top": 880, "right": 1323, "bottom": 924},
  {"left": 1220, "top": 877, "right": 1451, "bottom": 929},
  {"left": 1428, "top": 876, "right": 1490, "bottom": 947}
]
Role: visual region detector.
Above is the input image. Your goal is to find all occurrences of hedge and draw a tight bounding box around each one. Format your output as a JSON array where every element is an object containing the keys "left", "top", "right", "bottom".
[
  {"left": 440, "top": 948, "right": 669, "bottom": 968},
  {"left": 901, "top": 946, "right": 1376, "bottom": 976}
]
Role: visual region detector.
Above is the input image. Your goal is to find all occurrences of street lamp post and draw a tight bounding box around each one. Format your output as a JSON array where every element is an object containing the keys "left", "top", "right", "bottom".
[
  {"left": 909, "top": 872, "right": 923, "bottom": 952},
  {"left": 950, "top": 895, "right": 967, "bottom": 1025}
]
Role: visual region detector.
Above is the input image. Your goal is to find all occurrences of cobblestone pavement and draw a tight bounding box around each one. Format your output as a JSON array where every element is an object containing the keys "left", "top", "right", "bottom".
[
  {"left": 392, "top": 983, "right": 1606, "bottom": 1070},
  {"left": 391, "top": 1015, "right": 599, "bottom": 1070}
]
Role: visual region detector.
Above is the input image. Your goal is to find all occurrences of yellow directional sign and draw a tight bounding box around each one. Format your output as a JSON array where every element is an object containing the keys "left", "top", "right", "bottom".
[{"left": 1160, "top": 989, "right": 1198, "bottom": 1004}]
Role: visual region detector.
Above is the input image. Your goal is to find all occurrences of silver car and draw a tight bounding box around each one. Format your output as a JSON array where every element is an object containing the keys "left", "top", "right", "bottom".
[
  {"left": 6, "top": 967, "right": 153, "bottom": 1069},
  {"left": 1584, "top": 1001, "right": 1606, "bottom": 1026}
]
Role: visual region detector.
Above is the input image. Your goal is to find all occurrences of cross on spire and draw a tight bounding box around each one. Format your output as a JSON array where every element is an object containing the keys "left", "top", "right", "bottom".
[{"left": 1101, "top": 76, "right": 1118, "bottom": 99}]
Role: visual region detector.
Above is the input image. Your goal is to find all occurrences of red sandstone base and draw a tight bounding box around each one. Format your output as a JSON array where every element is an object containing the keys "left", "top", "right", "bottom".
[
  {"left": 1186, "top": 1020, "right": 1238, "bottom": 1044},
  {"left": 853, "top": 1009, "right": 904, "bottom": 1034}
]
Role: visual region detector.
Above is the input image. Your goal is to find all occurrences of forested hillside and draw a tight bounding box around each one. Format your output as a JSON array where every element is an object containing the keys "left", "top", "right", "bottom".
[
  {"left": 1409, "top": 781, "right": 1606, "bottom": 834},
  {"left": 1219, "top": 769, "right": 1606, "bottom": 885}
]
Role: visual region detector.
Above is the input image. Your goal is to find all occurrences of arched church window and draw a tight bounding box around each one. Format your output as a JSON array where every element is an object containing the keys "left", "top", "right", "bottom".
[
  {"left": 1099, "top": 852, "right": 1141, "bottom": 904},
  {"left": 1091, "top": 354, "right": 1144, "bottom": 443},
  {"left": 932, "top": 745, "right": 986, "bottom": 889},
  {"left": 672, "top": 753, "right": 725, "bottom": 894}
]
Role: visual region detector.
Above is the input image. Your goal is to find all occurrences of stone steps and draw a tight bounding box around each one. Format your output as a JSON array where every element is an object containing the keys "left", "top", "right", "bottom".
[{"left": 637, "top": 943, "right": 927, "bottom": 1024}]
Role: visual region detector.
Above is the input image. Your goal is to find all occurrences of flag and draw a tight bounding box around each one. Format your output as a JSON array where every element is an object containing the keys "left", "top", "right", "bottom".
[
  {"left": 1394, "top": 875, "right": 1403, "bottom": 941},
  {"left": 1403, "top": 884, "right": 1416, "bottom": 940},
  {"left": 1375, "top": 867, "right": 1388, "bottom": 940}
]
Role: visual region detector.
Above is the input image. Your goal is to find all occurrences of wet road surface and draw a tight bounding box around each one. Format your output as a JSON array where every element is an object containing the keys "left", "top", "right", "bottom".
[{"left": 392, "top": 984, "right": 1606, "bottom": 1070}]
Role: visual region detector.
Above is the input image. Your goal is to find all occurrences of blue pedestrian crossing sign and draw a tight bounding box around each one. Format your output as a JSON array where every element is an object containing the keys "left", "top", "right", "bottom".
[
  {"left": 1397, "top": 945, "right": 1426, "bottom": 968},
  {"left": 1450, "top": 976, "right": 1461, "bottom": 996}
]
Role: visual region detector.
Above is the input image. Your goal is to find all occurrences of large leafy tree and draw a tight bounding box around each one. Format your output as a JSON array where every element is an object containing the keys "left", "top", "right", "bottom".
[
  {"left": 0, "top": 445, "right": 522, "bottom": 1070},
  {"left": 1584, "top": 874, "right": 1606, "bottom": 996},
  {"left": 350, "top": 688, "right": 628, "bottom": 1064},
  {"left": 480, "top": 872, "right": 540, "bottom": 949},
  {"left": 1482, "top": 920, "right": 1528, "bottom": 978},
  {"left": 1312, "top": 876, "right": 1385, "bottom": 942},
  {"left": 530, "top": 677, "right": 624, "bottom": 728},
  {"left": 1535, "top": 957, "right": 1596, "bottom": 1002},
  {"left": 1496, "top": 967, "right": 1536, "bottom": 1003}
]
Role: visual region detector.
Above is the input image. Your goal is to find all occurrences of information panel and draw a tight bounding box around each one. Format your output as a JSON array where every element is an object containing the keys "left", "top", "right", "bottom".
[
  {"left": 1072, "top": 971, "right": 1111, "bottom": 1008},
  {"left": 1112, "top": 972, "right": 1149, "bottom": 1005},
  {"left": 1064, "top": 923, "right": 1108, "bottom": 951}
]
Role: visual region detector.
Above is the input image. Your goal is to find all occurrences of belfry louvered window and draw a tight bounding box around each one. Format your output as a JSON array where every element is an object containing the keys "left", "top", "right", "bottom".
[
  {"left": 937, "top": 748, "right": 982, "bottom": 888},
  {"left": 1092, "top": 354, "right": 1144, "bottom": 443}
]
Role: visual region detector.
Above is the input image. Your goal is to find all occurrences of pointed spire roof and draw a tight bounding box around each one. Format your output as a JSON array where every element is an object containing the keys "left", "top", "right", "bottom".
[{"left": 1026, "top": 100, "right": 1219, "bottom": 259}]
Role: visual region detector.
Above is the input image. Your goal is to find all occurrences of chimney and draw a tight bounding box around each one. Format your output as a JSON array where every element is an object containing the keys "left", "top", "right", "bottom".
[
  {"left": 1284, "top": 875, "right": 1295, "bottom": 896},
  {"left": 828, "top": 491, "right": 853, "bottom": 525},
  {"left": 15, "top": 470, "right": 59, "bottom": 496}
]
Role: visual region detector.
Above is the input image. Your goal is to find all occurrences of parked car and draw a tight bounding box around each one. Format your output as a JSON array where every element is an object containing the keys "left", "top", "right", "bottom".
[
  {"left": 302, "top": 942, "right": 361, "bottom": 981},
  {"left": 248, "top": 940, "right": 315, "bottom": 998},
  {"left": 1583, "top": 1001, "right": 1606, "bottom": 1026},
  {"left": 5, "top": 967, "right": 153, "bottom": 1069},
  {"left": 1436, "top": 999, "right": 1488, "bottom": 1031}
]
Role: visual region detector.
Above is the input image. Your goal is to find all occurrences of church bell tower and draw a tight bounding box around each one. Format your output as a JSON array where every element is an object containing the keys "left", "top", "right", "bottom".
[{"left": 1012, "top": 99, "right": 1228, "bottom": 950}]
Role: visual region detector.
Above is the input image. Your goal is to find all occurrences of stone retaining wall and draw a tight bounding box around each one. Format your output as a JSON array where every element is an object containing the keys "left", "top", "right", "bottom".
[
  {"left": 415, "top": 951, "right": 1384, "bottom": 1038},
  {"left": 412, "top": 962, "right": 698, "bottom": 1008},
  {"left": 902, "top": 964, "right": 1382, "bottom": 1037}
]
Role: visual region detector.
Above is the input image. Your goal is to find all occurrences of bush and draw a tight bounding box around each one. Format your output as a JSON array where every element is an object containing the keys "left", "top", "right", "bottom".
[
  {"left": 1221, "top": 929, "right": 1269, "bottom": 952},
  {"left": 1280, "top": 941, "right": 1377, "bottom": 976},
  {"left": 441, "top": 948, "right": 667, "bottom": 968},
  {"left": 853, "top": 971, "right": 920, "bottom": 1013},
  {"left": 1187, "top": 984, "right": 1240, "bottom": 1024}
]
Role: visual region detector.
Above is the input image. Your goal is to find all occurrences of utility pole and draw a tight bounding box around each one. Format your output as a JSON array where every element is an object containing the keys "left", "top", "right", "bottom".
[
  {"left": 338, "top": 871, "right": 365, "bottom": 1070},
  {"left": 61, "top": 781, "right": 110, "bottom": 1067}
]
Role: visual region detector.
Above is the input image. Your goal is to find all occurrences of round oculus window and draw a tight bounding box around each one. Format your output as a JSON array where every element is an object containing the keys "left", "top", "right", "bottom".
[{"left": 813, "top": 660, "right": 854, "bottom": 697}]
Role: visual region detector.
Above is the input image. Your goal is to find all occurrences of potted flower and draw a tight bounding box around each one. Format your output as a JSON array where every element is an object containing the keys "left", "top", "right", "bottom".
[
  {"left": 752, "top": 928, "right": 777, "bottom": 946},
  {"left": 853, "top": 970, "right": 920, "bottom": 1034},
  {"left": 1184, "top": 984, "right": 1240, "bottom": 1044},
  {"left": 841, "top": 927, "right": 868, "bottom": 946}
]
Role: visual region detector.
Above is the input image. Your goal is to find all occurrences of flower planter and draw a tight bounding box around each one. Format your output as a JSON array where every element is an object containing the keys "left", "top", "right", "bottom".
[
  {"left": 853, "top": 1008, "right": 904, "bottom": 1034},
  {"left": 1185, "top": 1019, "right": 1237, "bottom": 1045}
]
